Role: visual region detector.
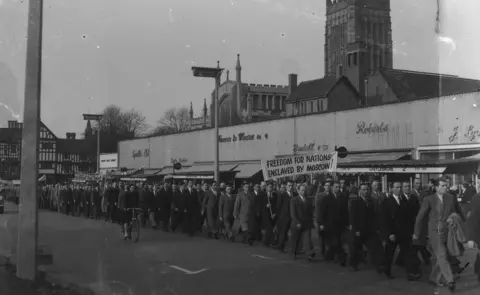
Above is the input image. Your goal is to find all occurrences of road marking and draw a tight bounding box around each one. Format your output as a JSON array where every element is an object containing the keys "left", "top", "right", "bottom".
[{"left": 169, "top": 265, "right": 208, "bottom": 275}]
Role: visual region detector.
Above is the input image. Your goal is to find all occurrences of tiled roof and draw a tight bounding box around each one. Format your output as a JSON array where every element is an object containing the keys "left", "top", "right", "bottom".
[
  {"left": 286, "top": 76, "right": 339, "bottom": 102},
  {"left": 380, "top": 69, "right": 480, "bottom": 101},
  {"left": 56, "top": 138, "right": 95, "bottom": 154}
]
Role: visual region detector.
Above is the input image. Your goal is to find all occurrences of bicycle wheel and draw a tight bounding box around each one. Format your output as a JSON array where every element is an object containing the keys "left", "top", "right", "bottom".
[{"left": 131, "top": 217, "right": 140, "bottom": 243}]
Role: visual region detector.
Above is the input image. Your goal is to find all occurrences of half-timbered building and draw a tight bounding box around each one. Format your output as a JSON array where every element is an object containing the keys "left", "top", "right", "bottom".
[{"left": 0, "top": 120, "right": 96, "bottom": 182}]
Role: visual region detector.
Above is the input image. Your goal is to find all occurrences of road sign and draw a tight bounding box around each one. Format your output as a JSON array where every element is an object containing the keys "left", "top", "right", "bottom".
[
  {"left": 173, "top": 162, "right": 182, "bottom": 170},
  {"left": 82, "top": 114, "right": 102, "bottom": 121}
]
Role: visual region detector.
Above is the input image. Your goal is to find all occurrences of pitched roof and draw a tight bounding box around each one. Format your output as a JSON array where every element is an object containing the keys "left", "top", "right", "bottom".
[
  {"left": 286, "top": 76, "right": 339, "bottom": 102},
  {"left": 380, "top": 69, "right": 480, "bottom": 101},
  {"left": 56, "top": 138, "right": 95, "bottom": 154}
]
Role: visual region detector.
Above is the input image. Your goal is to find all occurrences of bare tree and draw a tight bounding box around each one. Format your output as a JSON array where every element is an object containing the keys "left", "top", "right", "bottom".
[
  {"left": 122, "top": 109, "right": 148, "bottom": 136},
  {"left": 88, "top": 105, "right": 149, "bottom": 153},
  {"left": 96, "top": 105, "right": 148, "bottom": 136},
  {"left": 157, "top": 107, "right": 190, "bottom": 132}
]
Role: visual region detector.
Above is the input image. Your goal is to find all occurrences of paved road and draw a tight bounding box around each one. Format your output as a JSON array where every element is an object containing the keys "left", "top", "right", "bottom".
[{"left": 0, "top": 203, "right": 479, "bottom": 295}]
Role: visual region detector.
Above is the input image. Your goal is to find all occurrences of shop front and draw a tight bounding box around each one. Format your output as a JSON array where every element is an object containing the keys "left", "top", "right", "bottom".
[{"left": 118, "top": 92, "right": 480, "bottom": 185}]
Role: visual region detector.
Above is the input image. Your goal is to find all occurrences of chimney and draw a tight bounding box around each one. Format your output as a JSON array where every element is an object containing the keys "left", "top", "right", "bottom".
[
  {"left": 72, "top": 133, "right": 76, "bottom": 140},
  {"left": 336, "top": 64, "right": 344, "bottom": 79},
  {"left": 66, "top": 133, "right": 70, "bottom": 139},
  {"left": 236, "top": 54, "right": 242, "bottom": 118},
  {"left": 288, "top": 74, "right": 298, "bottom": 97}
]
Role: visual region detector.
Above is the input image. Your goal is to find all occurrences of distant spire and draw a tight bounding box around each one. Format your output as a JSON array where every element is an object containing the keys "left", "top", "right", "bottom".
[
  {"left": 235, "top": 54, "right": 241, "bottom": 70},
  {"left": 84, "top": 120, "right": 93, "bottom": 138},
  {"left": 226, "top": 70, "right": 230, "bottom": 81},
  {"left": 217, "top": 61, "right": 220, "bottom": 68},
  {"left": 203, "top": 98, "right": 207, "bottom": 111},
  {"left": 189, "top": 102, "right": 194, "bottom": 117}
]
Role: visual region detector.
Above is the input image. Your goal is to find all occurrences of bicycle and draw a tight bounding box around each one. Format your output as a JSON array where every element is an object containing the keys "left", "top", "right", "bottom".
[{"left": 124, "top": 208, "right": 143, "bottom": 243}]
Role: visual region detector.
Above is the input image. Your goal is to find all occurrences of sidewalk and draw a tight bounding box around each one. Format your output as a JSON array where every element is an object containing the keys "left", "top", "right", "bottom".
[
  {"left": 0, "top": 258, "right": 91, "bottom": 295},
  {"left": 0, "top": 203, "right": 93, "bottom": 295}
]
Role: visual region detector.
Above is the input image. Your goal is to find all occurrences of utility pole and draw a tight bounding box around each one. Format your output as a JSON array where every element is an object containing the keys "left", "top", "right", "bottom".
[
  {"left": 17, "top": 0, "right": 44, "bottom": 281},
  {"left": 191, "top": 63, "right": 224, "bottom": 183}
]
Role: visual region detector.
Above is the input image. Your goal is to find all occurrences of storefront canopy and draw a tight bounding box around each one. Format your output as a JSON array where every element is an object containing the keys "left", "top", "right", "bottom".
[
  {"left": 337, "top": 158, "right": 447, "bottom": 174},
  {"left": 337, "top": 151, "right": 410, "bottom": 164},
  {"left": 174, "top": 164, "right": 239, "bottom": 175},
  {"left": 234, "top": 163, "right": 263, "bottom": 179},
  {"left": 130, "top": 169, "right": 162, "bottom": 179}
]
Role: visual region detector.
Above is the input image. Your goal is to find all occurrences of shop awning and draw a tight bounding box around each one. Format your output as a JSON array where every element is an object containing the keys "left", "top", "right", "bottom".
[
  {"left": 130, "top": 169, "right": 162, "bottom": 178},
  {"left": 337, "top": 152, "right": 410, "bottom": 165},
  {"left": 234, "top": 163, "right": 263, "bottom": 179},
  {"left": 175, "top": 164, "right": 239, "bottom": 175}
]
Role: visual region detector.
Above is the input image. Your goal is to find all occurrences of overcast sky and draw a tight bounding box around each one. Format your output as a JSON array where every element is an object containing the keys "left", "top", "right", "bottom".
[{"left": 0, "top": 0, "right": 479, "bottom": 136}]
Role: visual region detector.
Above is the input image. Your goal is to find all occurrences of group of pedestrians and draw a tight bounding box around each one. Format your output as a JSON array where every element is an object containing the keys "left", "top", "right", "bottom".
[{"left": 36, "top": 176, "right": 480, "bottom": 292}]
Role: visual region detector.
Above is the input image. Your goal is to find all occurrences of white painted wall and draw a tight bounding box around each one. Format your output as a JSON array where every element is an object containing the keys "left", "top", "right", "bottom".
[{"left": 119, "top": 92, "right": 480, "bottom": 169}]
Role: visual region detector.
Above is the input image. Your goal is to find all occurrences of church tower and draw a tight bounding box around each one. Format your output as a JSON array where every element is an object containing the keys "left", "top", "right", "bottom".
[{"left": 325, "top": 0, "right": 393, "bottom": 99}]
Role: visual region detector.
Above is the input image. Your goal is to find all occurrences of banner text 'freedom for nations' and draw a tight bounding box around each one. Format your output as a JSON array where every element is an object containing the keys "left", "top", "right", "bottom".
[{"left": 261, "top": 152, "right": 337, "bottom": 179}]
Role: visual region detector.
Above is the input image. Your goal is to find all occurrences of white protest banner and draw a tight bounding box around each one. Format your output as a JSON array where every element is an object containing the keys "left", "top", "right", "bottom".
[{"left": 261, "top": 152, "right": 338, "bottom": 180}]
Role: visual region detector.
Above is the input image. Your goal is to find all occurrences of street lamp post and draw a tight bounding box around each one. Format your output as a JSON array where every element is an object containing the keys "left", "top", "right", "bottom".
[
  {"left": 17, "top": 0, "right": 44, "bottom": 281},
  {"left": 83, "top": 114, "right": 103, "bottom": 173},
  {"left": 192, "top": 63, "right": 224, "bottom": 183}
]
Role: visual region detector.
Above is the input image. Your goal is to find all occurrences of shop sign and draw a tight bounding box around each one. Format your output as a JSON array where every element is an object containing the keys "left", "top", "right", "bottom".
[
  {"left": 448, "top": 125, "right": 480, "bottom": 143},
  {"left": 292, "top": 142, "right": 329, "bottom": 153},
  {"left": 261, "top": 152, "right": 338, "bottom": 180},
  {"left": 218, "top": 132, "right": 269, "bottom": 143},
  {"left": 336, "top": 167, "right": 446, "bottom": 174},
  {"left": 356, "top": 121, "right": 389, "bottom": 134},
  {"left": 170, "top": 158, "right": 188, "bottom": 164},
  {"left": 132, "top": 149, "right": 150, "bottom": 159}
]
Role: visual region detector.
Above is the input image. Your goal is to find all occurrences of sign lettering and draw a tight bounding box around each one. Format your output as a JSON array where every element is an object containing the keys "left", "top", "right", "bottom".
[
  {"left": 293, "top": 143, "right": 329, "bottom": 153},
  {"left": 261, "top": 152, "right": 338, "bottom": 180},
  {"left": 448, "top": 126, "right": 459, "bottom": 143},
  {"left": 464, "top": 125, "right": 480, "bottom": 142},
  {"left": 356, "top": 121, "right": 389, "bottom": 134},
  {"left": 218, "top": 132, "right": 269, "bottom": 143},
  {"left": 132, "top": 149, "right": 149, "bottom": 159}
]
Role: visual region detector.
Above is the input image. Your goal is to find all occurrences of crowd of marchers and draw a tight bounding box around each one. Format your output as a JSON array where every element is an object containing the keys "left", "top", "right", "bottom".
[{"left": 1, "top": 176, "right": 478, "bottom": 292}]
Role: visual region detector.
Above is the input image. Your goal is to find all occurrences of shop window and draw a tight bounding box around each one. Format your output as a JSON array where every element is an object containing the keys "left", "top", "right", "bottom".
[{"left": 261, "top": 95, "right": 267, "bottom": 109}]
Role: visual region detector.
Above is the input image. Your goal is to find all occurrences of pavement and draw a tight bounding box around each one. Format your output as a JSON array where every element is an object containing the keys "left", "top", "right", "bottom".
[{"left": 0, "top": 202, "right": 479, "bottom": 295}]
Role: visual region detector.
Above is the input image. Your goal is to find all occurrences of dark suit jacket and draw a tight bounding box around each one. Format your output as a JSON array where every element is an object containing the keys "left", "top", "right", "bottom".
[
  {"left": 171, "top": 189, "right": 184, "bottom": 211},
  {"left": 405, "top": 193, "right": 421, "bottom": 232},
  {"left": 182, "top": 188, "right": 200, "bottom": 213},
  {"left": 203, "top": 189, "right": 219, "bottom": 212},
  {"left": 218, "top": 193, "right": 236, "bottom": 219},
  {"left": 290, "top": 194, "right": 314, "bottom": 229},
  {"left": 411, "top": 188, "right": 428, "bottom": 203},
  {"left": 379, "top": 195, "right": 411, "bottom": 241},
  {"left": 276, "top": 191, "right": 293, "bottom": 223},
  {"left": 158, "top": 188, "right": 172, "bottom": 210},
  {"left": 466, "top": 194, "right": 480, "bottom": 244},
  {"left": 349, "top": 196, "right": 378, "bottom": 234},
  {"left": 318, "top": 192, "right": 349, "bottom": 232},
  {"left": 414, "top": 193, "right": 464, "bottom": 240}
]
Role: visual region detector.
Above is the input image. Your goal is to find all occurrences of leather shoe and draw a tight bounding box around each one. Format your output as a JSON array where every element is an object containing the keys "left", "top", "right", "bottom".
[{"left": 448, "top": 282, "right": 456, "bottom": 292}]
